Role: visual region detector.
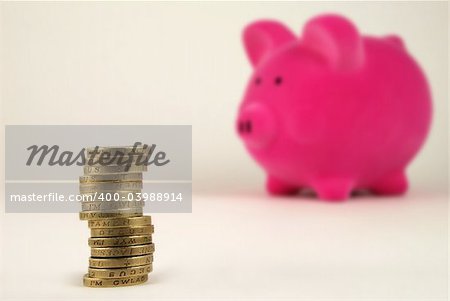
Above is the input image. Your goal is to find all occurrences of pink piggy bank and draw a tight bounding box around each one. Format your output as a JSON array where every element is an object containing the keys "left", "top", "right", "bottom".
[{"left": 236, "top": 15, "right": 432, "bottom": 201}]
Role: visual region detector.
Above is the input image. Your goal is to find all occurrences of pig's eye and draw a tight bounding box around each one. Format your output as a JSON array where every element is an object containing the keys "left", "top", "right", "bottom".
[
  {"left": 254, "top": 77, "right": 262, "bottom": 85},
  {"left": 274, "top": 76, "right": 283, "bottom": 86}
]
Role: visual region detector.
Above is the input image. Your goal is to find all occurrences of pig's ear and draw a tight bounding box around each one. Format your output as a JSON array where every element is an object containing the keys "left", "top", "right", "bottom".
[
  {"left": 302, "top": 15, "right": 365, "bottom": 71},
  {"left": 243, "top": 20, "right": 295, "bottom": 67},
  {"left": 384, "top": 35, "right": 406, "bottom": 50}
]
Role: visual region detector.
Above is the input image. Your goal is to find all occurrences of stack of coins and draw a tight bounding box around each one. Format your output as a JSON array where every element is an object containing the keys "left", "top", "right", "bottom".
[{"left": 79, "top": 146, "right": 154, "bottom": 288}]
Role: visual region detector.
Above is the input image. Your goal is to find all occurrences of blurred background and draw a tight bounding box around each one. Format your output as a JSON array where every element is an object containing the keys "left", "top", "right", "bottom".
[
  {"left": 1, "top": 1, "right": 448, "bottom": 195},
  {"left": 0, "top": 2, "right": 448, "bottom": 300}
]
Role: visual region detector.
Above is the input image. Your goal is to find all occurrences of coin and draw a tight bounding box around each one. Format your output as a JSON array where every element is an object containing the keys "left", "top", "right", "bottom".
[
  {"left": 86, "top": 146, "right": 150, "bottom": 155},
  {"left": 91, "top": 243, "right": 154, "bottom": 257},
  {"left": 79, "top": 182, "right": 143, "bottom": 193},
  {"left": 88, "top": 235, "right": 153, "bottom": 247},
  {"left": 80, "top": 145, "right": 155, "bottom": 286},
  {"left": 88, "top": 216, "right": 152, "bottom": 228},
  {"left": 79, "top": 191, "right": 142, "bottom": 202},
  {"left": 81, "top": 200, "right": 144, "bottom": 211},
  {"left": 79, "top": 173, "right": 143, "bottom": 183},
  {"left": 88, "top": 264, "right": 152, "bottom": 278},
  {"left": 84, "top": 165, "right": 147, "bottom": 175},
  {"left": 89, "top": 254, "right": 153, "bottom": 268},
  {"left": 85, "top": 154, "right": 150, "bottom": 166},
  {"left": 79, "top": 211, "right": 143, "bottom": 220},
  {"left": 81, "top": 205, "right": 144, "bottom": 214},
  {"left": 83, "top": 273, "right": 148, "bottom": 287},
  {"left": 91, "top": 225, "right": 154, "bottom": 238}
]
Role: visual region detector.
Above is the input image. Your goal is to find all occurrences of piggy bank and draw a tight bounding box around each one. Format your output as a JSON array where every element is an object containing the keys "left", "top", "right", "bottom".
[{"left": 236, "top": 14, "right": 432, "bottom": 201}]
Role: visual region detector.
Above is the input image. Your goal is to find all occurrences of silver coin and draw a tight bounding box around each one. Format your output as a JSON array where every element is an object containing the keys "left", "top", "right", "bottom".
[
  {"left": 79, "top": 173, "right": 143, "bottom": 183},
  {"left": 83, "top": 165, "right": 147, "bottom": 175},
  {"left": 81, "top": 200, "right": 145, "bottom": 211},
  {"left": 84, "top": 154, "right": 150, "bottom": 166},
  {"left": 79, "top": 192, "right": 143, "bottom": 202},
  {"left": 79, "top": 182, "right": 143, "bottom": 193},
  {"left": 85, "top": 146, "right": 150, "bottom": 156}
]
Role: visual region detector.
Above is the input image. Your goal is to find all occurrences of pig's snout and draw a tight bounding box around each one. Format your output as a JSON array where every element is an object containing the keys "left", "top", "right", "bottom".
[
  {"left": 237, "top": 103, "right": 276, "bottom": 149},
  {"left": 238, "top": 120, "right": 253, "bottom": 134}
]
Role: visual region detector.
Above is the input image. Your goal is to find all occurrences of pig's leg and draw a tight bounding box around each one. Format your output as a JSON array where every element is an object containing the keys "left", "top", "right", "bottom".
[
  {"left": 313, "top": 178, "right": 353, "bottom": 201},
  {"left": 266, "top": 176, "right": 299, "bottom": 195},
  {"left": 371, "top": 172, "right": 408, "bottom": 195}
]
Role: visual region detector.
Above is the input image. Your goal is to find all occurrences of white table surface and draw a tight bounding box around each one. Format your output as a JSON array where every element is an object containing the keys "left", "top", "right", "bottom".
[{"left": 1, "top": 191, "right": 447, "bottom": 301}]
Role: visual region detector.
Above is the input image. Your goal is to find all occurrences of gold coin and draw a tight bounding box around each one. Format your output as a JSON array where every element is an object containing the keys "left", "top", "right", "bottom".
[
  {"left": 91, "top": 243, "right": 155, "bottom": 257},
  {"left": 79, "top": 210, "right": 143, "bottom": 220},
  {"left": 90, "top": 225, "right": 154, "bottom": 237},
  {"left": 88, "top": 264, "right": 152, "bottom": 278},
  {"left": 88, "top": 235, "right": 152, "bottom": 247},
  {"left": 83, "top": 273, "right": 148, "bottom": 287},
  {"left": 89, "top": 254, "right": 153, "bottom": 268},
  {"left": 88, "top": 216, "right": 152, "bottom": 228}
]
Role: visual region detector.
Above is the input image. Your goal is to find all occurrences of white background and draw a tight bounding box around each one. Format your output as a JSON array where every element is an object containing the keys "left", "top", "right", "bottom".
[{"left": 0, "top": 2, "right": 448, "bottom": 301}]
